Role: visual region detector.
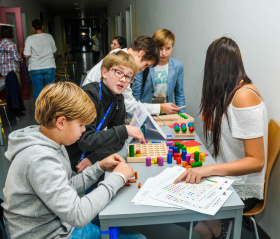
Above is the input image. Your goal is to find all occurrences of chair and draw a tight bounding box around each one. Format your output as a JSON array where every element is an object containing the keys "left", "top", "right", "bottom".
[
  {"left": 60, "top": 49, "right": 77, "bottom": 77},
  {"left": 0, "top": 99, "right": 12, "bottom": 132},
  {"left": 243, "top": 119, "right": 280, "bottom": 239}
]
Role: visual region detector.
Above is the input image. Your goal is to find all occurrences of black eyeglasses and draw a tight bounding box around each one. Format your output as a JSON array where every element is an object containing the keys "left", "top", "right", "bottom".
[{"left": 109, "top": 68, "right": 135, "bottom": 83}]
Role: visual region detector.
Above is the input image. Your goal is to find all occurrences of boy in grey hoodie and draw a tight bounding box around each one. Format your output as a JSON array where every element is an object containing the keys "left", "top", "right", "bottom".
[{"left": 1, "top": 82, "right": 145, "bottom": 239}]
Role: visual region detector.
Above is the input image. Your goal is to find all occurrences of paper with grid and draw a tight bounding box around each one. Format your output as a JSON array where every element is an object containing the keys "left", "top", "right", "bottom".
[{"left": 131, "top": 166, "right": 234, "bottom": 215}]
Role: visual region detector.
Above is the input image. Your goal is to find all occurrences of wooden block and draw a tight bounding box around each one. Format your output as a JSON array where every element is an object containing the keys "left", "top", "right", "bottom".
[
  {"left": 152, "top": 113, "right": 195, "bottom": 126},
  {"left": 127, "top": 143, "right": 168, "bottom": 163},
  {"left": 128, "top": 179, "right": 137, "bottom": 183},
  {"left": 134, "top": 172, "right": 138, "bottom": 180},
  {"left": 174, "top": 127, "right": 195, "bottom": 138},
  {"left": 138, "top": 183, "right": 141, "bottom": 188}
]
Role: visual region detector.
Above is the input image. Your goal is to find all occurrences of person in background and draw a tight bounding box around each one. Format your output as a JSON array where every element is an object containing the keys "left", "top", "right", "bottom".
[
  {"left": 132, "top": 29, "right": 186, "bottom": 113},
  {"left": 175, "top": 37, "right": 268, "bottom": 239},
  {"left": 83, "top": 35, "right": 180, "bottom": 116},
  {"left": 91, "top": 29, "right": 101, "bottom": 65},
  {"left": 111, "top": 36, "right": 127, "bottom": 50},
  {"left": 24, "top": 19, "right": 57, "bottom": 103},
  {"left": 0, "top": 26, "right": 26, "bottom": 118}
]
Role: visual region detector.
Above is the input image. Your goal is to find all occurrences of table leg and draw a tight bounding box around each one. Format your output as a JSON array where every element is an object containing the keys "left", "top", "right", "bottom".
[
  {"left": 231, "top": 209, "right": 243, "bottom": 239},
  {"left": 100, "top": 220, "right": 110, "bottom": 239},
  {"left": 188, "top": 221, "right": 193, "bottom": 239}
]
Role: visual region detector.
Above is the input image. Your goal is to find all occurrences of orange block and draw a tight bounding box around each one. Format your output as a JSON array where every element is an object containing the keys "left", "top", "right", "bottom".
[
  {"left": 138, "top": 183, "right": 141, "bottom": 188},
  {"left": 189, "top": 160, "right": 196, "bottom": 164},
  {"left": 182, "top": 161, "right": 187, "bottom": 167},
  {"left": 186, "top": 165, "right": 192, "bottom": 169},
  {"left": 134, "top": 172, "right": 138, "bottom": 180},
  {"left": 125, "top": 183, "right": 131, "bottom": 186},
  {"left": 128, "top": 179, "right": 137, "bottom": 183}
]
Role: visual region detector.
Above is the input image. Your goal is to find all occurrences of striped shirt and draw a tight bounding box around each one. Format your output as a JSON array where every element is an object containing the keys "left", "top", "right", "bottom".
[{"left": 0, "top": 38, "right": 21, "bottom": 76}]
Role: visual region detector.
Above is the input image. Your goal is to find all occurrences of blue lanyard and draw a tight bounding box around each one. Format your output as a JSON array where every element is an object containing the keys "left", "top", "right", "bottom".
[{"left": 80, "top": 82, "right": 113, "bottom": 161}]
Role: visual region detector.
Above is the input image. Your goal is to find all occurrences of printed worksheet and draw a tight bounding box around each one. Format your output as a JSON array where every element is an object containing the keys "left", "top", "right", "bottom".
[{"left": 146, "top": 189, "right": 233, "bottom": 215}]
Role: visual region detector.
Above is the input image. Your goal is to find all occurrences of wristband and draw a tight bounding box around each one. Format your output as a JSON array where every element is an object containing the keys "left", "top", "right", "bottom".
[{"left": 114, "top": 172, "right": 127, "bottom": 183}]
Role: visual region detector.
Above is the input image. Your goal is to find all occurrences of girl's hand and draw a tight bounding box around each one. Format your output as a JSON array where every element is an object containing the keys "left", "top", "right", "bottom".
[{"left": 174, "top": 165, "right": 213, "bottom": 184}]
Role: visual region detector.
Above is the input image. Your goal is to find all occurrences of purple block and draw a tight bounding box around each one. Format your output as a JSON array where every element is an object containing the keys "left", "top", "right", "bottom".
[
  {"left": 146, "top": 157, "right": 151, "bottom": 166},
  {"left": 158, "top": 157, "right": 164, "bottom": 166},
  {"left": 166, "top": 141, "right": 173, "bottom": 146},
  {"left": 168, "top": 149, "right": 173, "bottom": 154},
  {"left": 185, "top": 154, "right": 191, "bottom": 163}
]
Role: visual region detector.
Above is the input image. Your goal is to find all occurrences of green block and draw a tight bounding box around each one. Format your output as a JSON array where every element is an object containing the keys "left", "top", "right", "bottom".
[
  {"left": 129, "top": 145, "right": 134, "bottom": 157},
  {"left": 190, "top": 161, "right": 202, "bottom": 168},
  {"left": 194, "top": 151, "right": 200, "bottom": 162}
]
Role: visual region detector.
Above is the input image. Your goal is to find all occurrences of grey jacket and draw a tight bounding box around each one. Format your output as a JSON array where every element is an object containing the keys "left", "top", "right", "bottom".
[{"left": 2, "top": 125, "right": 124, "bottom": 239}]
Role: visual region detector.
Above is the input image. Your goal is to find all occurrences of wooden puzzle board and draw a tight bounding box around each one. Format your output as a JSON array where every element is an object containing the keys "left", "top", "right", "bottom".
[
  {"left": 153, "top": 113, "right": 195, "bottom": 126},
  {"left": 127, "top": 143, "right": 168, "bottom": 163},
  {"left": 174, "top": 129, "right": 195, "bottom": 138}
]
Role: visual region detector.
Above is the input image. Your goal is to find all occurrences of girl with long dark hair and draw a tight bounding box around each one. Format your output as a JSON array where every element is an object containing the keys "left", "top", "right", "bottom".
[{"left": 175, "top": 37, "right": 268, "bottom": 239}]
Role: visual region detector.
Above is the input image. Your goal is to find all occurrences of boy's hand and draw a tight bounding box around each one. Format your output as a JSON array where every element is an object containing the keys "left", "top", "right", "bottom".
[
  {"left": 113, "top": 162, "right": 134, "bottom": 180},
  {"left": 76, "top": 158, "right": 92, "bottom": 173},
  {"left": 125, "top": 125, "right": 146, "bottom": 144},
  {"left": 160, "top": 103, "right": 180, "bottom": 114},
  {"left": 98, "top": 153, "right": 125, "bottom": 171}
]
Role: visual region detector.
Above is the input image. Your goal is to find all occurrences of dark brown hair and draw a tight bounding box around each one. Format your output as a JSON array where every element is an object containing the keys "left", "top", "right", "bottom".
[
  {"left": 130, "top": 35, "right": 159, "bottom": 67},
  {"left": 1, "top": 26, "right": 14, "bottom": 39},
  {"left": 32, "top": 19, "right": 43, "bottom": 30},
  {"left": 200, "top": 37, "right": 252, "bottom": 157},
  {"left": 113, "top": 36, "right": 127, "bottom": 49}
]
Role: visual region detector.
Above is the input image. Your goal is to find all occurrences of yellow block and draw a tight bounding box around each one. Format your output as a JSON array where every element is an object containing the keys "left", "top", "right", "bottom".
[
  {"left": 187, "top": 146, "right": 200, "bottom": 154},
  {"left": 200, "top": 153, "right": 205, "bottom": 162},
  {"left": 151, "top": 161, "right": 155, "bottom": 165}
]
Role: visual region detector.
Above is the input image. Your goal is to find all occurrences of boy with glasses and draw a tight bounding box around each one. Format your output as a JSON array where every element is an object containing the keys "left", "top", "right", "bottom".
[{"left": 67, "top": 51, "right": 146, "bottom": 172}]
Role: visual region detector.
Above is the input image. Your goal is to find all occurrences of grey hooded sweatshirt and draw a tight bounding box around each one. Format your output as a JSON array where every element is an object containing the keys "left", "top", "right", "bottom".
[{"left": 2, "top": 125, "right": 124, "bottom": 239}]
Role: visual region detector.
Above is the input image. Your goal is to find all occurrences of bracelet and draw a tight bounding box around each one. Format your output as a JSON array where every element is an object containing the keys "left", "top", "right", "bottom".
[{"left": 114, "top": 172, "right": 127, "bottom": 183}]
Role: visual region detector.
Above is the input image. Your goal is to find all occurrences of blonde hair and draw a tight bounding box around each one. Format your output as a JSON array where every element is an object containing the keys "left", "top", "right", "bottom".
[
  {"left": 101, "top": 51, "right": 139, "bottom": 76},
  {"left": 152, "top": 29, "right": 175, "bottom": 47},
  {"left": 35, "top": 82, "right": 96, "bottom": 128}
]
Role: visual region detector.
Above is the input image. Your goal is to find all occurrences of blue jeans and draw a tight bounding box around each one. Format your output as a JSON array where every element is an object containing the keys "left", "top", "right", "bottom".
[
  {"left": 29, "top": 68, "right": 55, "bottom": 103},
  {"left": 69, "top": 223, "right": 146, "bottom": 239}
]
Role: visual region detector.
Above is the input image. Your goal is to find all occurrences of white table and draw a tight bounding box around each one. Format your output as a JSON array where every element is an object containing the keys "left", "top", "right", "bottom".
[{"left": 99, "top": 128, "right": 244, "bottom": 239}]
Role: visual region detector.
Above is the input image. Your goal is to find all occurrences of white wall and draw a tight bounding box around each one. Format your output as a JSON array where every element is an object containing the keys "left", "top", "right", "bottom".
[{"left": 108, "top": 0, "right": 280, "bottom": 237}]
